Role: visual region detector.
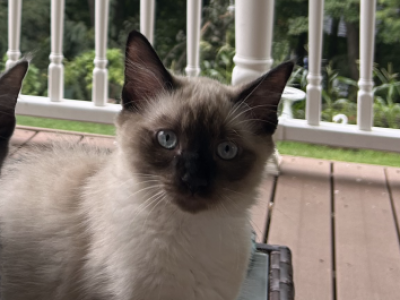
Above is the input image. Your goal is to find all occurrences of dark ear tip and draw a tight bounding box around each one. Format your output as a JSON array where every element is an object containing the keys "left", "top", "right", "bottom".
[
  {"left": 126, "top": 30, "right": 149, "bottom": 44},
  {"left": 14, "top": 59, "right": 29, "bottom": 72},
  {"left": 268, "top": 60, "right": 295, "bottom": 82},
  {"left": 276, "top": 60, "right": 295, "bottom": 73},
  {"left": 3, "top": 59, "right": 29, "bottom": 78}
]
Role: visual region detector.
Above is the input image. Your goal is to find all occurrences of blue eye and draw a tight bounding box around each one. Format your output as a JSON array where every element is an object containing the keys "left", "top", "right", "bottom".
[
  {"left": 157, "top": 130, "right": 177, "bottom": 149},
  {"left": 217, "top": 142, "right": 238, "bottom": 160}
]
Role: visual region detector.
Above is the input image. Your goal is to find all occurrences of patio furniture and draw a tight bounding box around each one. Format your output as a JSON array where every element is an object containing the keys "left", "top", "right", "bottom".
[
  {"left": 238, "top": 244, "right": 295, "bottom": 300},
  {"left": 280, "top": 87, "right": 306, "bottom": 120}
]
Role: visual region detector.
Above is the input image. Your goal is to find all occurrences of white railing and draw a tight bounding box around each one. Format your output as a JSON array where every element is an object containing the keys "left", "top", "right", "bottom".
[
  {"left": 92, "top": 0, "right": 109, "bottom": 107},
  {"left": 306, "top": 0, "right": 324, "bottom": 126},
  {"left": 6, "top": 0, "right": 22, "bottom": 69},
  {"left": 7, "top": 0, "right": 400, "bottom": 152},
  {"left": 48, "top": 0, "right": 65, "bottom": 103},
  {"left": 233, "top": 0, "right": 399, "bottom": 153}
]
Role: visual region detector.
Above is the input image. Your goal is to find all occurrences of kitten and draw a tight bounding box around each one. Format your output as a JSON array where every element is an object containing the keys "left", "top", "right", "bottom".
[
  {"left": 0, "top": 31, "right": 293, "bottom": 300},
  {"left": 0, "top": 60, "right": 28, "bottom": 171}
]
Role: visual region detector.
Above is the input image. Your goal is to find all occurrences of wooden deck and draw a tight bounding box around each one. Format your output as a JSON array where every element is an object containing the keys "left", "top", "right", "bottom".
[{"left": 8, "top": 126, "right": 400, "bottom": 300}]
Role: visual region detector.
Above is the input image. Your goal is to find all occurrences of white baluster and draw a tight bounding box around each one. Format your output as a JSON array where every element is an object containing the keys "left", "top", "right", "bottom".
[
  {"left": 48, "top": 0, "right": 65, "bottom": 102},
  {"left": 185, "top": 0, "right": 202, "bottom": 77},
  {"left": 140, "top": 0, "right": 155, "bottom": 45},
  {"left": 306, "top": 0, "right": 324, "bottom": 126},
  {"left": 357, "top": 0, "right": 376, "bottom": 131},
  {"left": 92, "top": 0, "right": 109, "bottom": 106},
  {"left": 6, "top": 0, "right": 22, "bottom": 70},
  {"left": 232, "top": 0, "right": 274, "bottom": 85}
]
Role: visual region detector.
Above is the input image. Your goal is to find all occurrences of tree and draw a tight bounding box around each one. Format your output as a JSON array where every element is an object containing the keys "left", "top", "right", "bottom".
[{"left": 274, "top": 0, "right": 308, "bottom": 65}]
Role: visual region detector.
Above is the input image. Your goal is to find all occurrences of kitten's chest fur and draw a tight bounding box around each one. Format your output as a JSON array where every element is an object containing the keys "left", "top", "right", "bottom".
[
  {"left": 82, "top": 157, "right": 253, "bottom": 300},
  {"left": 0, "top": 150, "right": 252, "bottom": 300}
]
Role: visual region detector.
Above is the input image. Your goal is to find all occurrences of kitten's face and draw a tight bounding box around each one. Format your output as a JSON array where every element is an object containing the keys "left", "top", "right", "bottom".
[
  {"left": 117, "top": 77, "right": 274, "bottom": 213},
  {"left": 117, "top": 31, "right": 293, "bottom": 214}
]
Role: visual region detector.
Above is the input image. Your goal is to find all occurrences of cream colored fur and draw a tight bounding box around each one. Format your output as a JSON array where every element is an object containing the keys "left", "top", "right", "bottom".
[
  {"left": 0, "top": 124, "right": 269, "bottom": 300},
  {"left": 0, "top": 36, "right": 290, "bottom": 298}
]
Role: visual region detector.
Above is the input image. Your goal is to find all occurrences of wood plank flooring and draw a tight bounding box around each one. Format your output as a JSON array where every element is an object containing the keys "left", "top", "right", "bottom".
[{"left": 7, "top": 126, "right": 400, "bottom": 300}]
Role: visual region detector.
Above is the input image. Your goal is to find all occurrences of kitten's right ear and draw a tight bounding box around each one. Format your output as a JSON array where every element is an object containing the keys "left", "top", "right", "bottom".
[
  {"left": 122, "top": 30, "right": 175, "bottom": 112},
  {"left": 233, "top": 61, "right": 294, "bottom": 135}
]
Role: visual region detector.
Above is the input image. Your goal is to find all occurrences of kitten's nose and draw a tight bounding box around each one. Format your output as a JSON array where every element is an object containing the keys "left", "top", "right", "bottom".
[
  {"left": 178, "top": 151, "right": 210, "bottom": 194},
  {"left": 181, "top": 172, "right": 208, "bottom": 194}
]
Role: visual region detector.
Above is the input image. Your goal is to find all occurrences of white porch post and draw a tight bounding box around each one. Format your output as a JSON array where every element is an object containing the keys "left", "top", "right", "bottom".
[
  {"left": 6, "top": 0, "right": 22, "bottom": 69},
  {"left": 232, "top": 0, "right": 274, "bottom": 85},
  {"left": 185, "top": 0, "right": 202, "bottom": 77},
  {"left": 357, "top": 0, "right": 376, "bottom": 131},
  {"left": 92, "top": 0, "right": 109, "bottom": 106},
  {"left": 48, "top": 0, "right": 65, "bottom": 102},
  {"left": 140, "top": 0, "right": 155, "bottom": 45},
  {"left": 306, "top": 0, "right": 324, "bottom": 126}
]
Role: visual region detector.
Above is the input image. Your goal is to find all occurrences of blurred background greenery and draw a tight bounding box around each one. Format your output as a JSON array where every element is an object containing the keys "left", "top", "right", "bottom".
[{"left": 0, "top": 0, "right": 399, "bottom": 128}]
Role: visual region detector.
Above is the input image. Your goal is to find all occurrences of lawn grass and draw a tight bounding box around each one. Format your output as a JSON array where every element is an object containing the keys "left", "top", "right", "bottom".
[
  {"left": 276, "top": 141, "right": 400, "bottom": 167},
  {"left": 17, "top": 115, "right": 115, "bottom": 136},
  {"left": 16, "top": 115, "right": 400, "bottom": 167}
]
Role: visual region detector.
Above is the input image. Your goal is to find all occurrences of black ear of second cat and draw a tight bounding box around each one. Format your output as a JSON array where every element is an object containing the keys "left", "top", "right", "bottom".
[
  {"left": 0, "top": 60, "right": 29, "bottom": 172},
  {"left": 122, "top": 30, "right": 175, "bottom": 112},
  {"left": 0, "top": 60, "right": 29, "bottom": 138},
  {"left": 234, "top": 61, "right": 294, "bottom": 135}
]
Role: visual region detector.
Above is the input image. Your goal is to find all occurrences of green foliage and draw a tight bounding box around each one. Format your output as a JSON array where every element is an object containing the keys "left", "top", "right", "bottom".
[
  {"left": 288, "top": 16, "right": 308, "bottom": 36},
  {"left": 21, "top": 64, "right": 48, "bottom": 96},
  {"left": 321, "top": 63, "right": 357, "bottom": 123},
  {"left": 287, "top": 66, "right": 308, "bottom": 119},
  {"left": 324, "top": 0, "right": 360, "bottom": 22},
  {"left": 289, "top": 63, "right": 358, "bottom": 122},
  {"left": 200, "top": 39, "right": 235, "bottom": 84},
  {"left": 9, "top": 48, "right": 124, "bottom": 102},
  {"left": 373, "top": 63, "right": 400, "bottom": 128},
  {"left": 64, "top": 48, "right": 124, "bottom": 102},
  {"left": 274, "top": 0, "right": 308, "bottom": 62},
  {"left": 376, "top": 0, "right": 400, "bottom": 44},
  {"left": 290, "top": 61, "right": 400, "bottom": 129},
  {"left": 196, "top": 0, "right": 235, "bottom": 83}
]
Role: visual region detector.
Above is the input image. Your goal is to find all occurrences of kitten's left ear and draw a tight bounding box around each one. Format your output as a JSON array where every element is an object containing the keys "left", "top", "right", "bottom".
[
  {"left": 234, "top": 61, "right": 294, "bottom": 134},
  {"left": 122, "top": 30, "right": 175, "bottom": 112},
  {"left": 0, "top": 60, "right": 28, "bottom": 172},
  {"left": 0, "top": 60, "right": 29, "bottom": 138}
]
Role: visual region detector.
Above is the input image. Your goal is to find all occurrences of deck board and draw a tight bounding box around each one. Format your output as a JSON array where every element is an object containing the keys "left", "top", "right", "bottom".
[
  {"left": 250, "top": 175, "right": 274, "bottom": 243},
  {"left": 10, "top": 128, "right": 37, "bottom": 146},
  {"left": 386, "top": 167, "right": 400, "bottom": 237},
  {"left": 334, "top": 162, "right": 400, "bottom": 300},
  {"left": 8, "top": 128, "right": 37, "bottom": 155},
  {"left": 268, "top": 156, "right": 333, "bottom": 300}
]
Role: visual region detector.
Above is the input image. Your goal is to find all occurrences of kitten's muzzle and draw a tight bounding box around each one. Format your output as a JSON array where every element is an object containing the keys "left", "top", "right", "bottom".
[
  {"left": 181, "top": 172, "right": 209, "bottom": 195},
  {"left": 176, "top": 151, "right": 213, "bottom": 195}
]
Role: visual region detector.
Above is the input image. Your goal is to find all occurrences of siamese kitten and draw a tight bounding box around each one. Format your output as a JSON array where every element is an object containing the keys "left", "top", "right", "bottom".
[
  {"left": 0, "top": 60, "right": 28, "bottom": 171},
  {"left": 0, "top": 31, "right": 293, "bottom": 300}
]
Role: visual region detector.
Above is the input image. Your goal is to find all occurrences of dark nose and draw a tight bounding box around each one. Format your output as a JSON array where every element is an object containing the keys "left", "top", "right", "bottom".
[
  {"left": 181, "top": 172, "right": 208, "bottom": 194},
  {"left": 178, "top": 151, "right": 210, "bottom": 194}
]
